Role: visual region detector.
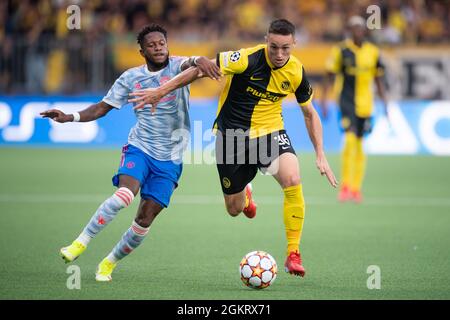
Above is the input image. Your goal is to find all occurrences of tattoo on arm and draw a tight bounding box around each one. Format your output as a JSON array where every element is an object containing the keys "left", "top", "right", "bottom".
[{"left": 181, "top": 56, "right": 198, "bottom": 71}]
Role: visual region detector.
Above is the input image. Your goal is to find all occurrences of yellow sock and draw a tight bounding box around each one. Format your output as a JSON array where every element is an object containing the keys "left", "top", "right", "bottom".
[
  {"left": 352, "top": 137, "right": 366, "bottom": 192},
  {"left": 341, "top": 132, "right": 356, "bottom": 188},
  {"left": 283, "top": 185, "right": 305, "bottom": 256}
]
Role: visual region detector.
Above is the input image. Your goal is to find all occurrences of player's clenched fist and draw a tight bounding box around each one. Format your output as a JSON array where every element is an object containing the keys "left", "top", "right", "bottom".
[{"left": 40, "top": 109, "right": 72, "bottom": 123}]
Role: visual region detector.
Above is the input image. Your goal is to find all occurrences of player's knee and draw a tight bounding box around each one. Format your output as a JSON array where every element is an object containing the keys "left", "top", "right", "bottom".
[
  {"left": 281, "top": 174, "right": 301, "bottom": 188},
  {"left": 135, "top": 201, "right": 163, "bottom": 227},
  {"left": 136, "top": 211, "right": 160, "bottom": 228},
  {"left": 135, "top": 217, "right": 151, "bottom": 228},
  {"left": 113, "top": 187, "right": 135, "bottom": 208}
]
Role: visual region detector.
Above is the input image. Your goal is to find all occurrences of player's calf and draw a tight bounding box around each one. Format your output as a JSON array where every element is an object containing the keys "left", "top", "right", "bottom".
[
  {"left": 224, "top": 192, "right": 246, "bottom": 217},
  {"left": 96, "top": 220, "right": 151, "bottom": 281},
  {"left": 225, "top": 206, "right": 242, "bottom": 217},
  {"left": 81, "top": 187, "right": 135, "bottom": 241},
  {"left": 60, "top": 187, "right": 135, "bottom": 263},
  {"left": 134, "top": 198, "right": 163, "bottom": 227}
]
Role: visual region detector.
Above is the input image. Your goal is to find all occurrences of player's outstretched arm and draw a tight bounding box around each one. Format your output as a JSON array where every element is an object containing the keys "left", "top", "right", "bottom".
[
  {"left": 181, "top": 56, "right": 221, "bottom": 80},
  {"left": 129, "top": 57, "right": 219, "bottom": 110},
  {"left": 130, "top": 66, "right": 204, "bottom": 110},
  {"left": 40, "top": 101, "right": 114, "bottom": 123},
  {"left": 300, "top": 101, "right": 338, "bottom": 188}
]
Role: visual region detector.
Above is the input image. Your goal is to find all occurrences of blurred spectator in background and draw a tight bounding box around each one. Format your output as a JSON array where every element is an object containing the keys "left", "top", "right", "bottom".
[
  {"left": 0, "top": 0, "right": 449, "bottom": 94},
  {"left": 0, "top": 1, "right": 13, "bottom": 92},
  {"left": 20, "top": 0, "right": 54, "bottom": 93}
]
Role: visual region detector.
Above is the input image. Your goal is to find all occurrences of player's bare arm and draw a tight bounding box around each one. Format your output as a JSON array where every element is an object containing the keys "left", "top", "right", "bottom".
[
  {"left": 320, "top": 72, "right": 335, "bottom": 119},
  {"left": 181, "top": 56, "right": 222, "bottom": 80},
  {"left": 301, "top": 101, "right": 338, "bottom": 188},
  {"left": 40, "top": 101, "right": 114, "bottom": 123},
  {"left": 375, "top": 76, "right": 389, "bottom": 117},
  {"left": 129, "top": 61, "right": 216, "bottom": 110}
]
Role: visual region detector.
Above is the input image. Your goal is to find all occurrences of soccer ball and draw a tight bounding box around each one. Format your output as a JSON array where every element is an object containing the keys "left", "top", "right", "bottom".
[{"left": 239, "top": 251, "right": 277, "bottom": 289}]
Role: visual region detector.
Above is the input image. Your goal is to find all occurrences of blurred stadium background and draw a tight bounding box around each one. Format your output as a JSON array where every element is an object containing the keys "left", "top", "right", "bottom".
[{"left": 0, "top": 0, "right": 449, "bottom": 300}]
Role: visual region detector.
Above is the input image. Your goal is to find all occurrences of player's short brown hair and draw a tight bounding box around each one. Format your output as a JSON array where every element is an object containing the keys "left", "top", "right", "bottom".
[{"left": 268, "top": 19, "right": 295, "bottom": 36}]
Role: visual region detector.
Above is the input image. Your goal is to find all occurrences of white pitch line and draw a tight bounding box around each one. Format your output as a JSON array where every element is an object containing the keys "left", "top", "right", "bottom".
[{"left": 0, "top": 194, "right": 450, "bottom": 207}]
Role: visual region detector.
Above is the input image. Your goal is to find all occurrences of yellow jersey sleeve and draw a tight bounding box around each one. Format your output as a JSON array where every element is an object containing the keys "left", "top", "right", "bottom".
[
  {"left": 217, "top": 49, "right": 249, "bottom": 75},
  {"left": 325, "top": 45, "right": 342, "bottom": 74},
  {"left": 295, "top": 66, "right": 314, "bottom": 106}
]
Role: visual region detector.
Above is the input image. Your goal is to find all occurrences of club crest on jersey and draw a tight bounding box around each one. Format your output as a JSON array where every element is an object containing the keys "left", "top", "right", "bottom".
[
  {"left": 222, "top": 177, "right": 231, "bottom": 189},
  {"left": 281, "top": 81, "right": 290, "bottom": 90},
  {"left": 341, "top": 117, "right": 351, "bottom": 129},
  {"left": 230, "top": 51, "right": 241, "bottom": 62},
  {"left": 134, "top": 83, "right": 142, "bottom": 89}
]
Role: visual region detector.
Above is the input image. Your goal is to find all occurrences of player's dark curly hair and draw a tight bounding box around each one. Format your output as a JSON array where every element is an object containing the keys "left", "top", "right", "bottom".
[
  {"left": 137, "top": 24, "right": 167, "bottom": 47},
  {"left": 268, "top": 19, "right": 296, "bottom": 36}
]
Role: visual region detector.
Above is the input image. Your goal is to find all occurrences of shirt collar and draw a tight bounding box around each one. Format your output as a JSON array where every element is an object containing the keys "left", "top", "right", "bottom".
[{"left": 143, "top": 64, "right": 165, "bottom": 76}]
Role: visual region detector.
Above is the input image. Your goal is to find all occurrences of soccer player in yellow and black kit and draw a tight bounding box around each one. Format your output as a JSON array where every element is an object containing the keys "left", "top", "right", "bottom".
[
  {"left": 321, "top": 16, "right": 388, "bottom": 203},
  {"left": 130, "top": 19, "right": 338, "bottom": 277}
]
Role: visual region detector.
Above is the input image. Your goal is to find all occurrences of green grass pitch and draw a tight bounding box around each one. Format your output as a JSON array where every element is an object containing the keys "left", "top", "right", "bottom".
[{"left": 0, "top": 148, "right": 449, "bottom": 299}]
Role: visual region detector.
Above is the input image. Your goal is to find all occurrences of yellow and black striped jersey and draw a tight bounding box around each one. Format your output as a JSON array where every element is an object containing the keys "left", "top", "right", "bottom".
[
  {"left": 215, "top": 44, "right": 313, "bottom": 138},
  {"left": 326, "top": 39, "right": 384, "bottom": 118}
]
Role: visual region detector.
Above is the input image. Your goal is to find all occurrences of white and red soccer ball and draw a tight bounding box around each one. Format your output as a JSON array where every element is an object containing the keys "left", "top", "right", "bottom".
[{"left": 239, "top": 251, "right": 277, "bottom": 289}]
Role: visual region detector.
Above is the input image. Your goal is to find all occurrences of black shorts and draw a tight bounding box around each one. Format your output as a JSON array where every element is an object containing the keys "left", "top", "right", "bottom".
[
  {"left": 340, "top": 104, "right": 373, "bottom": 138},
  {"left": 215, "top": 129, "right": 296, "bottom": 194}
]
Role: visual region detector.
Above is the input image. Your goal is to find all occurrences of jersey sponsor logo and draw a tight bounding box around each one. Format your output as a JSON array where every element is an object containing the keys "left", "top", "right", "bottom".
[
  {"left": 281, "top": 81, "right": 290, "bottom": 90},
  {"left": 246, "top": 86, "right": 285, "bottom": 102},
  {"left": 230, "top": 51, "right": 241, "bottom": 62},
  {"left": 250, "top": 75, "right": 264, "bottom": 81},
  {"left": 222, "top": 177, "right": 231, "bottom": 189},
  {"left": 159, "top": 76, "right": 177, "bottom": 103},
  {"left": 160, "top": 76, "right": 171, "bottom": 84}
]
